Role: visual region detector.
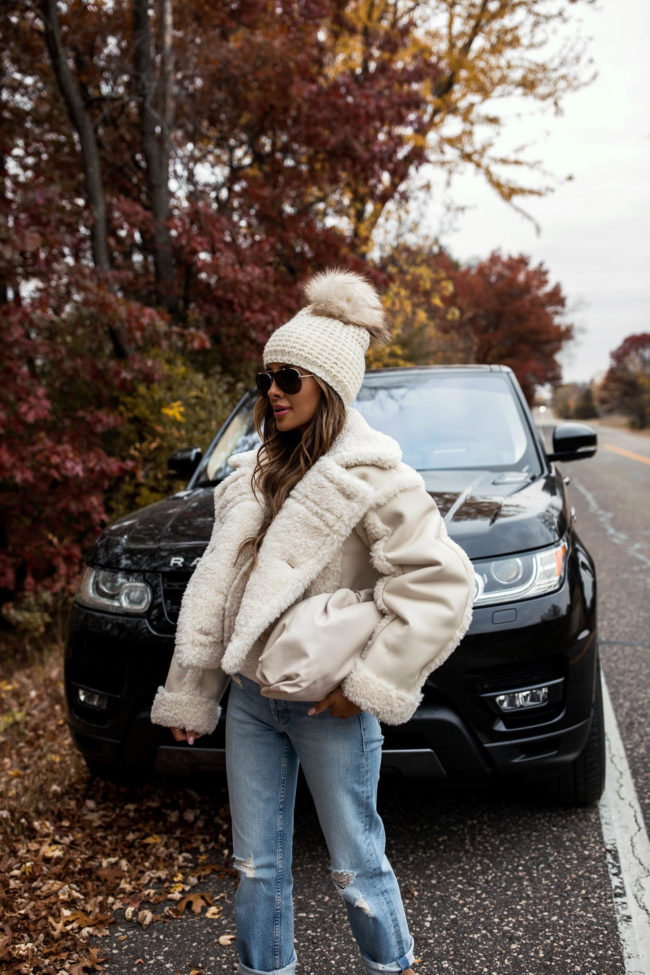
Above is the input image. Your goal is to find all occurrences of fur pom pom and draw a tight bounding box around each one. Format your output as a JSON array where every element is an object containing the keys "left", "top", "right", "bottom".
[{"left": 304, "top": 268, "right": 390, "bottom": 344}]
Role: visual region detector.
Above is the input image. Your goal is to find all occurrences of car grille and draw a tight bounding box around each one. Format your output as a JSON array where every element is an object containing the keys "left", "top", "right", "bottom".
[
  {"left": 476, "top": 659, "right": 562, "bottom": 694},
  {"left": 160, "top": 571, "right": 190, "bottom": 624}
]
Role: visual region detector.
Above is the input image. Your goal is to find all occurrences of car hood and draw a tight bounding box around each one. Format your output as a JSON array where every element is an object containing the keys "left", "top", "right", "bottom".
[
  {"left": 422, "top": 469, "right": 567, "bottom": 559},
  {"left": 91, "top": 488, "right": 217, "bottom": 571},
  {"left": 90, "top": 469, "right": 567, "bottom": 571}
]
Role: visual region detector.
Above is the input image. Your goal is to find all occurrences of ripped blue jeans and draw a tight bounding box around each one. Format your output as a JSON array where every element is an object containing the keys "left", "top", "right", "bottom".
[{"left": 226, "top": 674, "right": 414, "bottom": 975}]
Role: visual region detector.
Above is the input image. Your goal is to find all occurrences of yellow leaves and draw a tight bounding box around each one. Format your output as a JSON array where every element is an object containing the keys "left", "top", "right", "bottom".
[
  {"left": 0, "top": 709, "right": 27, "bottom": 733},
  {"left": 161, "top": 399, "right": 185, "bottom": 422},
  {"left": 440, "top": 279, "right": 454, "bottom": 297},
  {"left": 446, "top": 307, "right": 461, "bottom": 321},
  {"left": 143, "top": 833, "right": 163, "bottom": 845}
]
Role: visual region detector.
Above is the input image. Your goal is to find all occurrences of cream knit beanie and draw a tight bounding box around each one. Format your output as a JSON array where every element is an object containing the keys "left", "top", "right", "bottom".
[{"left": 263, "top": 269, "right": 390, "bottom": 405}]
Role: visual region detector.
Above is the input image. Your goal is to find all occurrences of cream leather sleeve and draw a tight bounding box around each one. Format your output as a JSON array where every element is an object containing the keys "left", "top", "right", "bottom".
[
  {"left": 342, "top": 487, "right": 475, "bottom": 725},
  {"left": 151, "top": 659, "right": 229, "bottom": 735}
]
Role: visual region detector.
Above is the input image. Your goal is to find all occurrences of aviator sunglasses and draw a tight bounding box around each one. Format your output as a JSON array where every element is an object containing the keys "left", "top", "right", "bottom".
[{"left": 255, "top": 367, "right": 315, "bottom": 396}]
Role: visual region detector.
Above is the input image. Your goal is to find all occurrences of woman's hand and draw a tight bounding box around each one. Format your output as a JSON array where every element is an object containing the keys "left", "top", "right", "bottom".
[
  {"left": 171, "top": 727, "right": 202, "bottom": 745},
  {"left": 308, "top": 687, "right": 362, "bottom": 719}
]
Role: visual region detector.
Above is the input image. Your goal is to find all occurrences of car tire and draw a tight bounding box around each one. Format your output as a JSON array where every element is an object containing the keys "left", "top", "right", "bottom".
[{"left": 555, "top": 668, "right": 606, "bottom": 807}]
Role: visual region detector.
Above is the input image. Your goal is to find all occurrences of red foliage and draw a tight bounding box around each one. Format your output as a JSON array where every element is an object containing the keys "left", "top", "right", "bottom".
[
  {"left": 599, "top": 333, "right": 650, "bottom": 428},
  {"left": 441, "top": 252, "right": 573, "bottom": 402},
  {"left": 0, "top": 1, "right": 578, "bottom": 606}
]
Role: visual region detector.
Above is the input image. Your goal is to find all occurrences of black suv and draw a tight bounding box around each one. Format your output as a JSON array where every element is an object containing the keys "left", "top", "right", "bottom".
[{"left": 66, "top": 366, "right": 603, "bottom": 804}]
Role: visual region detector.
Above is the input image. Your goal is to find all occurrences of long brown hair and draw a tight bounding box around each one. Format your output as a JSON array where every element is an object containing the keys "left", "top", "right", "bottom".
[{"left": 240, "top": 378, "right": 346, "bottom": 561}]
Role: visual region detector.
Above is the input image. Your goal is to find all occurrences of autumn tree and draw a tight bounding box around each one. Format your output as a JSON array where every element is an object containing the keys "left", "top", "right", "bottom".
[
  {"left": 338, "top": 0, "right": 595, "bottom": 243},
  {"left": 598, "top": 334, "right": 650, "bottom": 429},
  {"left": 371, "top": 248, "right": 572, "bottom": 401},
  {"left": 437, "top": 251, "right": 573, "bottom": 402},
  {"left": 572, "top": 384, "right": 598, "bottom": 420},
  {"left": 26, "top": 0, "right": 596, "bottom": 336},
  {"left": 1, "top": 0, "right": 593, "bottom": 612},
  {"left": 367, "top": 245, "right": 468, "bottom": 368}
]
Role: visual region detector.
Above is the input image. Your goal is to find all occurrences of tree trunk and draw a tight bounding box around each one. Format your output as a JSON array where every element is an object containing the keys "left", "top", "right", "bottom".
[
  {"left": 133, "top": 0, "right": 177, "bottom": 315},
  {"left": 40, "top": 0, "right": 111, "bottom": 275}
]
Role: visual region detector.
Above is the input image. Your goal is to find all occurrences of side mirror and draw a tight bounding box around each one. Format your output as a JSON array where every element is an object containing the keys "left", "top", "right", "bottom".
[
  {"left": 167, "top": 447, "right": 203, "bottom": 479},
  {"left": 547, "top": 423, "right": 597, "bottom": 462}
]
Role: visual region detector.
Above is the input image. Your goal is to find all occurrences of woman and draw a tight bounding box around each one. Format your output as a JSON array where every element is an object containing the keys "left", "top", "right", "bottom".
[{"left": 151, "top": 269, "right": 475, "bottom": 975}]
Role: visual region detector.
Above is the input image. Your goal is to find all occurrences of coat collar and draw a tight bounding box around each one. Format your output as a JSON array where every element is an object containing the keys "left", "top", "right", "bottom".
[{"left": 219, "top": 409, "right": 402, "bottom": 673}]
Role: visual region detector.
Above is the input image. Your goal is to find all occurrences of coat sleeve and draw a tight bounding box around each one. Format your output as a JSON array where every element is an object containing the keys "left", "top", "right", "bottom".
[
  {"left": 150, "top": 478, "right": 234, "bottom": 734},
  {"left": 150, "top": 659, "right": 230, "bottom": 735},
  {"left": 341, "top": 485, "right": 475, "bottom": 725}
]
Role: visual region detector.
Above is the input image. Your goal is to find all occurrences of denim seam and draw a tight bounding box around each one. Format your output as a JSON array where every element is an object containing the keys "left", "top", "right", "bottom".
[
  {"left": 273, "top": 735, "right": 290, "bottom": 971},
  {"left": 360, "top": 713, "right": 407, "bottom": 962}
]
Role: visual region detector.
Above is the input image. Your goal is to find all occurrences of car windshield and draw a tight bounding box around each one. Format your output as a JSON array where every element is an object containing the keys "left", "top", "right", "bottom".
[{"left": 202, "top": 370, "right": 541, "bottom": 483}]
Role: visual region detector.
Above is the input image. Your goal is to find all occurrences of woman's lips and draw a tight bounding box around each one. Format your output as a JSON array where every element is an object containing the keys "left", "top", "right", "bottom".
[{"left": 274, "top": 407, "right": 290, "bottom": 417}]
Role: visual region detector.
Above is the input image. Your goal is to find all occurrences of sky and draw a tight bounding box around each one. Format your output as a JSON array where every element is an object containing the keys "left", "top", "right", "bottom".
[{"left": 423, "top": 0, "right": 650, "bottom": 385}]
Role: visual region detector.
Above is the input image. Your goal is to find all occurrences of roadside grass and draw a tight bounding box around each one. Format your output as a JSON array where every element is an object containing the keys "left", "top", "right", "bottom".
[
  {"left": 589, "top": 415, "right": 650, "bottom": 437},
  {"left": 0, "top": 635, "right": 235, "bottom": 974}
]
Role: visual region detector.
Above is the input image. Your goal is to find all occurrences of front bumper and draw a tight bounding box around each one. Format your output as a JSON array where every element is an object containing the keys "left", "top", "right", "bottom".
[{"left": 65, "top": 550, "right": 597, "bottom": 783}]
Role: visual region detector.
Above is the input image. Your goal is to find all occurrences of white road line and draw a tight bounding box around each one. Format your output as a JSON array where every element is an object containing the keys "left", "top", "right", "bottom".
[
  {"left": 599, "top": 676, "right": 650, "bottom": 974},
  {"left": 572, "top": 480, "right": 650, "bottom": 570}
]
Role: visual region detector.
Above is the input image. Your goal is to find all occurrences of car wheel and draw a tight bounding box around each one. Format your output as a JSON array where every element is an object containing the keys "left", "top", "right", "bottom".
[{"left": 555, "top": 668, "right": 606, "bottom": 807}]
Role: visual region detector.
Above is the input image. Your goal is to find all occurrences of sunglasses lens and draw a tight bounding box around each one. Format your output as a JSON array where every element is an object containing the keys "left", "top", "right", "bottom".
[
  {"left": 256, "top": 368, "right": 304, "bottom": 396},
  {"left": 276, "top": 368, "right": 303, "bottom": 394}
]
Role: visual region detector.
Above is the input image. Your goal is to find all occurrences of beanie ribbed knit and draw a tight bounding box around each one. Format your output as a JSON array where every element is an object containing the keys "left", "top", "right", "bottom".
[{"left": 263, "top": 269, "right": 388, "bottom": 405}]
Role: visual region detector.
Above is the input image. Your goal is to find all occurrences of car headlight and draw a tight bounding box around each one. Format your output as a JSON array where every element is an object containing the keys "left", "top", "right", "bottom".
[
  {"left": 473, "top": 540, "right": 568, "bottom": 606},
  {"left": 76, "top": 566, "right": 152, "bottom": 615}
]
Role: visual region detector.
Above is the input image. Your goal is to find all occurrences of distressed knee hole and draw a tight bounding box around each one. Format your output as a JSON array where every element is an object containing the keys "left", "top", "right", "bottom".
[
  {"left": 232, "top": 855, "right": 255, "bottom": 879},
  {"left": 330, "top": 869, "right": 375, "bottom": 918},
  {"left": 331, "top": 869, "right": 355, "bottom": 891},
  {"left": 352, "top": 894, "right": 375, "bottom": 918}
]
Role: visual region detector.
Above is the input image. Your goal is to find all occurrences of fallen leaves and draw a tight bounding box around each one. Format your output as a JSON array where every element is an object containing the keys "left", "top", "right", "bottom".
[
  {"left": 0, "top": 709, "right": 26, "bottom": 732},
  {"left": 0, "top": 642, "right": 237, "bottom": 974},
  {"left": 175, "top": 892, "right": 213, "bottom": 916}
]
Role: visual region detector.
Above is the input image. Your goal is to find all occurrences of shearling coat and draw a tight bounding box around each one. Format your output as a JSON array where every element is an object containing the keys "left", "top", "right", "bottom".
[{"left": 150, "top": 409, "right": 475, "bottom": 733}]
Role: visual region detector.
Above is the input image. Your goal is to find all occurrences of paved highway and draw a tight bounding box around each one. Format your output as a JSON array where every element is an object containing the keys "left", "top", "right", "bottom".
[{"left": 99, "top": 419, "right": 650, "bottom": 975}]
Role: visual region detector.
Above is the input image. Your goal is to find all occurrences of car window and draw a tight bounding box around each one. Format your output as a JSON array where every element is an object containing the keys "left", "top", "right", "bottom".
[
  {"left": 356, "top": 372, "right": 540, "bottom": 472},
  {"left": 201, "top": 371, "right": 541, "bottom": 482},
  {"left": 205, "top": 406, "right": 258, "bottom": 482}
]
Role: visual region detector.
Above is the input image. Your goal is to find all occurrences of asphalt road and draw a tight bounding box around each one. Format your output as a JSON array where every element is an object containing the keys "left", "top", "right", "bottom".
[{"left": 98, "top": 419, "right": 650, "bottom": 975}]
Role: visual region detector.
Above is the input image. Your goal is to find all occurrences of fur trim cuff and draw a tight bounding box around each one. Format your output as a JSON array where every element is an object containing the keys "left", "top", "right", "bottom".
[
  {"left": 342, "top": 661, "right": 422, "bottom": 726},
  {"left": 150, "top": 686, "right": 221, "bottom": 736}
]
